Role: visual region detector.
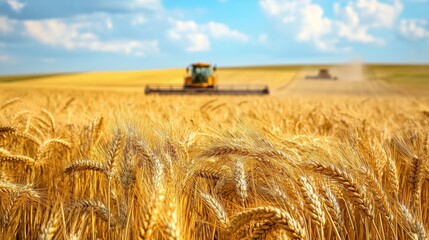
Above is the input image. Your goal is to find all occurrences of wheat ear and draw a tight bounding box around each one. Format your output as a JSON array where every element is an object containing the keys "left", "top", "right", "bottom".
[
  {"left": 298, "top": 176, "right": 325, "bottom": 227},
  {"left": 233, "top": 160, "right": 248, "bottom": 205},
  {"left": 200, "top": 192, "right": 230, "bottom": 229},
  {"left": 139, "top": 158, "right": 165, "bottom": 240},
  {"left": 36, "top": 139, "right": 71, "bottom": 161},
  {"left": 399, "top": 203, "right": 427, "bottom": 240},
  {"left": 64, "top": 160, "right": 105, "bottom": 175},
  {"left": 0, "top": 97, "right": 20, "bottom": 111},
  {"left": 38, "top": 211, "right": 60, "bottom": 240},
  {"left": 41, "top": 109, "right": 56, "bottom": 134},
  {"left": 0, "top": 180, "right": 19, "bottom": 194},
  {"left": 163, "top": 201, "right": 180, "bottom": 240},
  {"left": 409, "top": 156, "right": 425, "bottom": 209},
  {"left": 248, "top": 220, "right": 276, "bottom": 239},
  {"left": 228, "top": 206, "right": 306, "bottom": 240},
  {"left": 67, "top": 199, "right": 116, "bottom": 226},
  {"left": 2, "top": 183, "right": 40, "bottom": 226},
  {"left": 0, "top": 125, "right": 16, "bottom": 135},
  {"left": 360, "top": 167, "right": 393, "bottom": 221},
  {"left": 320, "top": 185, "right": 344, "bottom": 232},
  {"left": 385, "top": 157, "right": 399, "bottom": 198},
  {"left": 0, "top": 147, "right": 35, "bottom": 165},
  {"left": 304, "top": 161, "right": 374, "bottom": 219}
]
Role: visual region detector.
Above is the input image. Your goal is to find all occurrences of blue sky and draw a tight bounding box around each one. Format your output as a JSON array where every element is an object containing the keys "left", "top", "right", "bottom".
[{"left": 0, "top": 0, "right": 428, "bottom": 74}]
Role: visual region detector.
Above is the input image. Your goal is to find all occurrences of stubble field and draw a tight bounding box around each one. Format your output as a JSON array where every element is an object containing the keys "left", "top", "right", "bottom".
[{"left": 0, "top": 65, "right": 428, "bottom": 239}]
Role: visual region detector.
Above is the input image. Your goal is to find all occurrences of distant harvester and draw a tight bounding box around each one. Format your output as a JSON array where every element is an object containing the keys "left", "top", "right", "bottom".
[{"left": 305, "top": 69, "right": 338, "bottom": 80}]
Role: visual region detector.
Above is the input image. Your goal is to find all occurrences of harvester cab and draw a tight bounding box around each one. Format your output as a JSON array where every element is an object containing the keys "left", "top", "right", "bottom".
[
  {"left": 144, "top": 62, "right": 269, "bottom": 95},
  {"left": 184, "top": 63, "right": 217, "bottom": 88}
]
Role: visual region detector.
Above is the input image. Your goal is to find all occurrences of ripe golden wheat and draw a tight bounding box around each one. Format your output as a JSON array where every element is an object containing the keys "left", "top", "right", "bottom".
[{"left": 0, "top": 92, "right": 428, "bottom": 239}]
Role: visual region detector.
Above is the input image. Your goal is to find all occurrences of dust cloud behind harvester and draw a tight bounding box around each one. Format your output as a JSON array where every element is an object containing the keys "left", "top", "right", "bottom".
[{"left": 333, "top": 60, "right": 367, "bottom": 81}]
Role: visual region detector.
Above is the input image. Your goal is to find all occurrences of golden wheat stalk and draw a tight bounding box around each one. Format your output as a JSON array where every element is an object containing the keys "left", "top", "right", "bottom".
[
  {"left": 385, "top": 157, "right": 399, "bottom": 198},
  {"left": 13, "top": 132, "right": 42, "bottom": 146},
  {"left": 41, "top": 109, "right": 56, "bottom": 134},
  {"left": 0, "top": 171, "right": 12, "bottom": 181},
  {"left": 0, "top": 180, "right": 19, "bottom": 194},
  {"left": 106, "top": 130, "right": 124, "bottom": 177},
  {"left": 2, "top": 183, "right": 40, "bottom": 226},
  {"left": 152, "top": 157, "right": 164, "bottom": 190},
  {"left": 91, "top": 116, "right": 104, "bottom": 145},
  {"left": 228, "top": 206, "right": 306, "bottom": 240},
  {"left": 0, "top": 97, "right": 20, "bottom": 111},
  {"left": 399, "top": 203, "right": 427, "bottom": 240},
  {"left": 194, "top": 169, "right": 222, "bottom": 180},
  {"left": 0, "top": 147, "right": 35, "bottom": 165},
  {"left": 132, "top": 139, "right": 158, "bottom": 166},
  {"left": 425, "top": 168, "right": 429, "bottom": 182},
  {"left": 199, "top": 145, "right": 261, "bottom": 159},
  {"left": 58, "top": 97, "right": 75, "bottom": 113},
  {"left": 360, "top": 167, "right": 393, "bottom": 221},
  {"left": 233, "top": 160, "right": 248, "bottom": 205},
  {"left": 409, "top": 156, "right": 425, "bottom": 209},
  {"left": 248, "top": 220, "right": 276, "bottom": 239},
  {"left": 320, "top": 185, "right": 344, "bottom": 232},
  {"left": 0, "top": 125, "right": 16, "bottom": 135},
  {"left": 36, "top": 139, "right": 71, "bottom": 161},
  {"left": 38, "top": 211, "right": 60, "bottom": 240},
  {"left": 199, "top": 192, "right": 230, "bottom": 229},
  {"left": 391, "top": 136, "right": 417, "bottom": 159},
  {"left": 66, "top": 199, "right": 116, "bottom": 226},
  {"left": 120, "top": 143, "right": 136, "bottom": 194},
  {"left": 163, "top": 201, "right": 181, "bottom": 240},
  {"left": 140, "top": 158, "right": 165, "bottom": 240},
  {"left": 304, "top": 161, "right": 374, "bottom": 219},
  {"left": 298, "top": 176, "right": 325, "bottom": 227},
  {"left": 64, "top": 160, "right": 106, "bottom": 175},
  {"left": 199, "top": 144, "right": 295, "bottom": 164},
  {"left": 256, "top": 184, "right": 303, "bottom": 225},
  {"left": 12, "top": 110, "right": 30, "bottom": 122}
]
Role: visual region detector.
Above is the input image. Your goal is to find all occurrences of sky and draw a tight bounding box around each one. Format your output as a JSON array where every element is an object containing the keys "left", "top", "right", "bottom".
[{"left": 0, "top": 0, "right": 429, "bottom": 74}]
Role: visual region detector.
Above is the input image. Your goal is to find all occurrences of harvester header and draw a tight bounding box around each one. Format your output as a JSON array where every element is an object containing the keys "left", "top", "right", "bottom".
[{"left": 145, "top": 63, "right": 269, "bottom": 95}]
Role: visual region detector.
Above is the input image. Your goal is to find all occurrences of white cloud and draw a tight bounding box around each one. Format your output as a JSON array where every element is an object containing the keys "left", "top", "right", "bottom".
[
  {"left": 260, "top": 0, "right": 403, "bottom": 51},
  {"left": 260, "top": 0, "right": 309, "bottom": 18},
  {"left": 335, "top": 3, "right": 384, "bottom": 44},
  {"left": 353, "top": 0, "right": 403, "bottom": 28},
  {"left": 186, "top": 33, "right": 211, "bottom": 52},
  {"left": 23, "top": 19, "right": 159, "bottom": 56},
  {"left": 105, "top": 17, "right": 113, "bottom": 30},
  {"left": 260, "top": 0, "right": 335, "bottom": 51},
  {"left": 0, "top": 16, "right": 15, "bottom": 33},
  {"left": 399, "top": 19, "right": 429, "bottom": 39},
  {"left": 132, "top": 15, "right": 147, "bottom": 26},
  {"left": 0, "top": 53, "right": 14, "bottom": 63},
  {"left": 333, "top": 0, "right": 402, "bottom": 44},
  {"left": 297, "top": 4, "right": 332, "bottom": 42},
  {"left": 260, "top": 0, "right": 313, "bottom": 23},
  {"left": 258, "top": 34, "right": 268, "bottom": 43},
  {"left": 206, "top": 22, "right": 249, "bottom": 42},
  {"left": 168, "top": 20, "right": 248, "bottom": 52},
  {"left": 131, "top": 0, "right": 163, "bottom": 10},
  {"left": 338, "top": 23, "right": 384, "bottom": 44},
  {"left": 6, "top": 0, "right": 25, "bottom": 12}
]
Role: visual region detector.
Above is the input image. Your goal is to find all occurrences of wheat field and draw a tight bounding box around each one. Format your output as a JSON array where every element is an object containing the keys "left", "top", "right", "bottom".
[{"left": 0, "top": 66, "right": 429, "bottom": 239}]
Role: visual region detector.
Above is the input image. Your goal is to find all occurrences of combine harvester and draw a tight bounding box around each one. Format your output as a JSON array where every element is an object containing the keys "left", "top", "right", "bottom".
[
  {"left": 305, "top": 68, "right": 338, "bottom": 80},
  {"left": 145, "top": 63, "right": 269, "bottom": 95}
]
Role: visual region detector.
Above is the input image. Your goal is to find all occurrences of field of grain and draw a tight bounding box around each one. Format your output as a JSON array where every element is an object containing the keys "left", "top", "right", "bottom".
[{"left": 0, "top": 65, "right": 428, "bottom": 239}]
